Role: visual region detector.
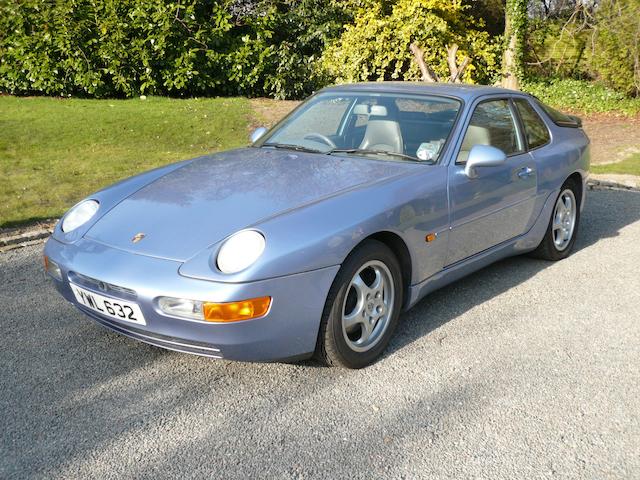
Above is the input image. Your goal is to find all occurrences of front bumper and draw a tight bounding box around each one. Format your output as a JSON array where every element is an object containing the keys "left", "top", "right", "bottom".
[{"left": 44, "top": 237, "right": 339, "bottom": 362}]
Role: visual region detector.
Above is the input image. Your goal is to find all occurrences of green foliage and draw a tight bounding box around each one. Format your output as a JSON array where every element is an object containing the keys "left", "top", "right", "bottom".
[
  {"left": 262, "top": 0, "right": 350, "bottom": 99},
  {"left": 6, "top": 0, "right": 638, "bottom": 104},
  {"left": 0, "top": 0, "right": 347, "bottom": 99},
  {"left": 526, "top": 20, "right": 588, "bottom": 79},
  {"left": 526, "top": 0, "right": 640, "bottom": 98},
  {"left": 590, "top": 0, "right": 640, "bottom": 97},
  {"left": 321, "top": 0, "right": 500, "bottom": 85},
  {"left": 462, "top": 0, "right": 504, "bottom": 37},
  {"left": 523, "top": 78, "right": 640, "bottom": 116},
  {"left": 0, "top": 95, "right": 251, "bottom": 226}
]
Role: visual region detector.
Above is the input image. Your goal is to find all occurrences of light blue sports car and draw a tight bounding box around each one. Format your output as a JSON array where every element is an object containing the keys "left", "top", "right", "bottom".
[{"left": 44, "top": 83, "right": 589, "bottom": 368}]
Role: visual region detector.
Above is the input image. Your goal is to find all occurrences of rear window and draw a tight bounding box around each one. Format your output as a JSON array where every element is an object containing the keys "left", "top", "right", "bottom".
[{"left": 534, "top": 99, "right": 581, "bottom": 128}]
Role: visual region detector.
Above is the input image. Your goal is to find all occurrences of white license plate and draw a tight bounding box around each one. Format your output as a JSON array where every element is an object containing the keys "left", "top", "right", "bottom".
[{"left": 70, "top": 282, "right": 146, "bottom": 325}]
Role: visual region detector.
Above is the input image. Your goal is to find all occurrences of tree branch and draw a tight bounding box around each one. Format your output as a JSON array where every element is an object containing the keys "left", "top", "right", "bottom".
[
  {"left": 445, "top": 44, "right": 470, "bottom": 83},
  {"left": 451, "top": 57, "right": 470, "bottom": 83},
  {"left": 446, "top": 44, "right": 459, "bottom": 79},
  {"left": 410, "top": 43, "right": 440, "bottom": 82}
]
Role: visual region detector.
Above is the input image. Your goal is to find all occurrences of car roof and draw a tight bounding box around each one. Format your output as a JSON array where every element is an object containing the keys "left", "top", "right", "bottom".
[{"left": 318, "top": 81, "right": 528, "bottom": 101}]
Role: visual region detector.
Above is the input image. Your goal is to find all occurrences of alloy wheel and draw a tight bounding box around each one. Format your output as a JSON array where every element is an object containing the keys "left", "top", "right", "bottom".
[
  {"left": 552, "top": 189, "right": 577, "bottom": 251},
  {"left": 341, "top": 260, "right": 395, "bottom": 353}
]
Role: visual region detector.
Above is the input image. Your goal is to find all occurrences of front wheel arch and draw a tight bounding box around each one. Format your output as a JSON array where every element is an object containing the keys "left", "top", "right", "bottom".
[
  {"left": 314, "top": 239, "right": 404, "bottom": 368},
  {"left": 350, "top": 231, "right": 412, "bottom": 310}
]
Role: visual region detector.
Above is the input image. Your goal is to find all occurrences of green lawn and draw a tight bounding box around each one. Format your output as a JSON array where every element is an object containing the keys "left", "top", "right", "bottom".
[
  {"left": 0, "top": 96, "right": 251, "bottom": 227},
  {"left": 592, "top": 153, "right": 640, "bottom": 176}
]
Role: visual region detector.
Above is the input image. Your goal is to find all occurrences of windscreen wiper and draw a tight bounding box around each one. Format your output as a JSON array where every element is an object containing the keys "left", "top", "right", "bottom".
[
  {"left": 326, "top": 148, "right": 426, "bottom": 163},
  {"left": 261, "top": 142, "right": 323, "bottom": 154}
]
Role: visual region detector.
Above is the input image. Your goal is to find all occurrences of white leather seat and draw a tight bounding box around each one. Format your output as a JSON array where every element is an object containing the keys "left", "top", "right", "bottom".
[
  {"left": 359, "top": 119, "right": 404, "bottom": 153},
  {"left": 457, "top": 125, "right": 491, "bottom": 163}
]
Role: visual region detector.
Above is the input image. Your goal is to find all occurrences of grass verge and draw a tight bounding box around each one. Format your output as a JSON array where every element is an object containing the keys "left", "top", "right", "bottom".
[
  {"left": 0, "top": 96, "right": 251, "bottom": 227},
  {"left": 592, "top": 153, "right": 640, "bottom": 176}
]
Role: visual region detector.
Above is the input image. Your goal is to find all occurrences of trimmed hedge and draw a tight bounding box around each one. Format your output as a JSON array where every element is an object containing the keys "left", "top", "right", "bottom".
[{"left": 0, "top": 0, "right": 347, "bottom": 99}]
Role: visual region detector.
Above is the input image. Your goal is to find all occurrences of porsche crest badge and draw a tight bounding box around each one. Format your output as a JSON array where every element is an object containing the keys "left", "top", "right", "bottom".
[{"left": 131, "top": 232, "right": 146, "bottom": 243}]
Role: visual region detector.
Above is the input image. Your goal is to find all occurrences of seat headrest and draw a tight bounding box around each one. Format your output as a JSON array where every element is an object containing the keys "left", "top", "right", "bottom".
[
  {"left": 359, "top": 119, "right": 403, "bottom": 153},
  {"left": 352, "top": 104, "right": 388, "bottom": 117}
]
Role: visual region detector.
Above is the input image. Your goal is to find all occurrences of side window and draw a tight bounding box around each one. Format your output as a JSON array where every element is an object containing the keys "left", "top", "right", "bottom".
[
  {"left": 515, "top": 98, "right": 550, "bottom": 149},
  {"left": 457, "top": 99, "right": 523, "bottom": 164}
]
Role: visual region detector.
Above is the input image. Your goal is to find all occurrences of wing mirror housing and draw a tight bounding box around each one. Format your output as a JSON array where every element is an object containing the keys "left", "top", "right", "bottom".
[
  {"left": 464, "top": 145, "right": 507, "bottom": 178},
  {"left": 250, "top": 126, "right": 268, "bottom": 144}
]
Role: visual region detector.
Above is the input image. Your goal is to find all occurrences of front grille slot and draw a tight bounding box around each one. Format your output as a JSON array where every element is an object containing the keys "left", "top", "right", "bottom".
[{"left": 68, "top": 271, "right": 137, "bottom": 299}]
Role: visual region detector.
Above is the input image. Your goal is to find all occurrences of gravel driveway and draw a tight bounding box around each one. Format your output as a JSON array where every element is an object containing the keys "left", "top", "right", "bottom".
[{"left": 1, "top": 189, "right": 639, "bottom": 479}]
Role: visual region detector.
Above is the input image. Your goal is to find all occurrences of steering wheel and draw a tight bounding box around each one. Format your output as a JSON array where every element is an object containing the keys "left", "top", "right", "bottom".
[{"left": 304, "top": 133, "right": 336, "bottom": 148}]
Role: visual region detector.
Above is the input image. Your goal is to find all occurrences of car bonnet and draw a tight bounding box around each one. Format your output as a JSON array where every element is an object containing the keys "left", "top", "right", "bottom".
[{"left": 84, "top": 148, "right": 418, "bottom": 261}]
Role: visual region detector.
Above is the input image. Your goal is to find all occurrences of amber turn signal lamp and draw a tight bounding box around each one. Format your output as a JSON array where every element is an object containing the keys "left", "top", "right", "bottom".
[
  {"left": 425, "top": 233, "right": 437, "bottom": 243},
  {"left": 43, "top": 255, "right": 63, "bottom": 281},
  {"left": 202, "top": 296, "right": 272, "bottom": 323}
]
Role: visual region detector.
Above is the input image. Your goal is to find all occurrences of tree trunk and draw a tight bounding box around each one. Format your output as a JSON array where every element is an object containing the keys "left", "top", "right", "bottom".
[
  {"left": 501, "top": 0, "right": 527, "bottom": 90},
  {"left": 502, "top": 32, "right": 519, "bottom": 90}
]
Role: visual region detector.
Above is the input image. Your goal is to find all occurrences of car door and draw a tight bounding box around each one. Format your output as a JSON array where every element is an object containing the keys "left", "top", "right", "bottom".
[{"left": 446, "top": 97, "right": 538, "bottom": 266}]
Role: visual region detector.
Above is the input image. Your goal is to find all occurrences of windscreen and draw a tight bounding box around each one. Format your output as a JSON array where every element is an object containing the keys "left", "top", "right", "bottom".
[{"left": 258, "top": 92, "right": 462, "bottom": 162}]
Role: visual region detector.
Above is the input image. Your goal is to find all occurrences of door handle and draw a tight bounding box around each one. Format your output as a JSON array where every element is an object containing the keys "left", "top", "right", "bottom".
[{"left": 517, "top": 167, "right": 534, "bottom": 179}]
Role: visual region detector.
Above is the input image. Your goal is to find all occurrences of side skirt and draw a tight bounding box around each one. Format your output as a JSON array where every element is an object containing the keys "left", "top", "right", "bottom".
[{"left": 405, "top": 188, "right": 559, "bottom": 309}]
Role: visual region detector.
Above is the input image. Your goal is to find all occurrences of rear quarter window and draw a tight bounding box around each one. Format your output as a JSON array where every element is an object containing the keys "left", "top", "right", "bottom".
[{"left": 514, "top": 98, "right": 551, "bottom": 149}]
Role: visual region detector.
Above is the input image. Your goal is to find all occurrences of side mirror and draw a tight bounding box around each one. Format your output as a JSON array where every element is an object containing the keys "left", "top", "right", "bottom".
[
  {"left": 250, "top": 126, "right": 268, "bottom": 144},
  {"left": 464, "top": 145, "right": 507, "bottom": 178}
]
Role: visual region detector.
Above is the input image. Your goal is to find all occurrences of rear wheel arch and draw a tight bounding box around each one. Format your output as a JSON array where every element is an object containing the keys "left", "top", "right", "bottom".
[
  {"left": 566, "top": 171, "right": 583, "bottom": 203},
  {"left": 531, "top": 175, "right": 581, "bottom": 261}
]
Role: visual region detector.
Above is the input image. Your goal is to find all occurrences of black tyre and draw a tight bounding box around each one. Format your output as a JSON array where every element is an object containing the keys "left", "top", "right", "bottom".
[
  {"left": 315, "top": 240, "right": 403, "bottom": 369},
  {"left": 531, "top": 178, "right": 581, "bottom": 261}
]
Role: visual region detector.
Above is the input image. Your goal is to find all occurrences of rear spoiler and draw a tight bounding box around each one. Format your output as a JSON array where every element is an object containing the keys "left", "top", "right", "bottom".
[{"left": 560, "top": 114, "right": 582, "bottom": 128}]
